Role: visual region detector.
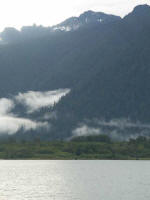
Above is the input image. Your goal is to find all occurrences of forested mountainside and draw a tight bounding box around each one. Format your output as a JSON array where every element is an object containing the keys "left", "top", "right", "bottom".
[
  {"left": 0, "top": 10, "right": 121, "bottom": 96},
  {"left": 0, "top": 4, "right": 150, "bottom": 140}
]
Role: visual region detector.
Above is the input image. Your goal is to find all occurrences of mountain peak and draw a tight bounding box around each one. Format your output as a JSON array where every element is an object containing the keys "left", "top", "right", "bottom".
[
  {"left": 81, "top": 10, "right": 95, "bottom": 15},
  {"left": 54, "top": 10, "right": 121, "bottom": 32},
  {"left": 124, "top": 4, "right": 150, "bottom": 21},
  {"left": 132, "top": 4, "right": 150, "bottom": 15},
  {"left": 133, "top": 4, "right": 150, "bottom": 11}
]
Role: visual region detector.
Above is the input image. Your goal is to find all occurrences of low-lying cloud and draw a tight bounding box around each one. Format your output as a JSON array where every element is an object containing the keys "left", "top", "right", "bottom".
[
  {"left": 0, "top": 116, "right": 48, "bottom": 135},
  {"left": 72, "top": 118, "right": 150, "bottom": 141},
  {"left": 0, "top": 89, "right": 70, "bottom": 135},
  {"left": 15, "top": 89, "right": 70, "bottom": 113},
  {"left": 0, "top": 98, "right": 14, "bottom": 116},
  {"left": 72, "top": 125, "right": 101, "bottom": 137},
  {"left": 0, "top": 98, "right": 48, "bottom": 135},
  {"left": 95, "top": 118, "right": 150, "bottom": 130}
]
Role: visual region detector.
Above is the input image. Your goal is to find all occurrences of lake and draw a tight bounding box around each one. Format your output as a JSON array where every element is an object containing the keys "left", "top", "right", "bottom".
[{"left": 0, "top": 160, "right": 149, "bottom": 200}]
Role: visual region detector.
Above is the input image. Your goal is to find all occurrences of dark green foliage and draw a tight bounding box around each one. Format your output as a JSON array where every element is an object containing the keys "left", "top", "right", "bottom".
[
  {"left": 71, "top": 135, "right": 111, "bottom": 143},
  {"left": 0, "top": 136, "right": 150, "bottom": 160}
]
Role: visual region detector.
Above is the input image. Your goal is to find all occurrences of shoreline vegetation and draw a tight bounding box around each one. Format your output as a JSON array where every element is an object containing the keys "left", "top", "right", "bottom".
[{"left": 0, "top": 135, "right": 150, "bottom": 160}]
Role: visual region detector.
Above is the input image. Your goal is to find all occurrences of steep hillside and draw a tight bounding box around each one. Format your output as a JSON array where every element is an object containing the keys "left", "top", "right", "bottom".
[{"left": 0, "top": 5, "right": 150, "bottom": 140}]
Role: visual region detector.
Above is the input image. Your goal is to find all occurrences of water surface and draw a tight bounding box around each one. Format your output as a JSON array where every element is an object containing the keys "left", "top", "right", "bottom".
[{"left": 0, "top": 160, "right": 149, "bottom": 200}]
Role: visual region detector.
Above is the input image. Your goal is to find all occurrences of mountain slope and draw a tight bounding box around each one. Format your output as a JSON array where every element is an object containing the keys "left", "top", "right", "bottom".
[
  {"left": 0, "top": 13, "right": 122, "bottom": 96},
  {"left": 51, "top": 4, "right": 150, "bottom": 139},
  {"left": 56, "top": 5, "right": 150, "bottom": 118},
  {"left": 0, "top": 5, "right": 150, "bottom": 140}
]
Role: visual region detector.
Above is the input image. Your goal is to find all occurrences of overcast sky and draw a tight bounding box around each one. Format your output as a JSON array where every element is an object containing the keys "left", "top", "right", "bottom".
[{"left": 0, "top": 0, "right": 149, "bottom": 31}]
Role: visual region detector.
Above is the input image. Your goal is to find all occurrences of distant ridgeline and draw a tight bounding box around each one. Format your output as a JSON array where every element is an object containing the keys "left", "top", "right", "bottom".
[{"left": 0, "top": 5, "right": 150, "bottom": 141}]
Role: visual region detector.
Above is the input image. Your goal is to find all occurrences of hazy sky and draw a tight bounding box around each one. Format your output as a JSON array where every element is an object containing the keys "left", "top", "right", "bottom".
[{"left": 0, "top": 0, "right": 149, "bottom": 31}]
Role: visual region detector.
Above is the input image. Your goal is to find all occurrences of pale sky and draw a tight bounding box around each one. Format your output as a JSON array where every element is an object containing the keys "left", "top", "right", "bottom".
[{"left": 0, "top": 0, "right": 149, "bottom": 31}]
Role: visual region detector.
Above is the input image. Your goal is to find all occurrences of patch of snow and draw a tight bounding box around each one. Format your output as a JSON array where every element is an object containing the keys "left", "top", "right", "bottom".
[{"left": 98, "top": 18, "right": 103, "bottom": 23}]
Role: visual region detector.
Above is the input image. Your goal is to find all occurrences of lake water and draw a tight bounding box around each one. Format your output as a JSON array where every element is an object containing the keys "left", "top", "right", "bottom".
[{"left": 0, "top": 160, "right": 150, "bottom": 200}]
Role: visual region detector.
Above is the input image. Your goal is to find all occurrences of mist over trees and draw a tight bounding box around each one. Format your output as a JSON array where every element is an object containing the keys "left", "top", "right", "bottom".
[{"left": 0, "top": 5, "right": 150, "bottom": 140}]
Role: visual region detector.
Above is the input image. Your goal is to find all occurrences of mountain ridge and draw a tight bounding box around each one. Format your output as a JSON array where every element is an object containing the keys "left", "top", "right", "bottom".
[
  {"left": 0, "top": 4, "right": 150, "bottom": 140},
  {"left": 53, "top": 10, "right": 121, "bottom": 31}
]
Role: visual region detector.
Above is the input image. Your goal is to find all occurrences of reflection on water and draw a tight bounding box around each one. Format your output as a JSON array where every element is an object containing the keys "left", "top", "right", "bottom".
[{"left": 0, "top": 160, "right": 150, "bottom": 200}]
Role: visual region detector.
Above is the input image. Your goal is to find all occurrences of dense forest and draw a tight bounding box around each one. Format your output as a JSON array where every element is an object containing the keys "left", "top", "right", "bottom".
[{"left": 1, "top": 135, "right": 150, "bottom": 160}]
